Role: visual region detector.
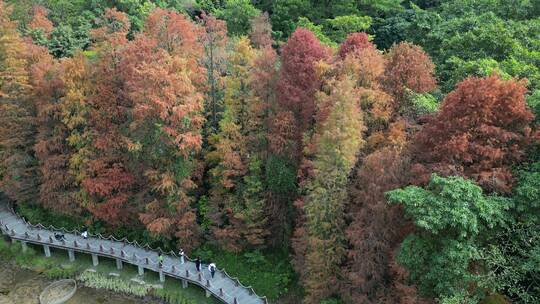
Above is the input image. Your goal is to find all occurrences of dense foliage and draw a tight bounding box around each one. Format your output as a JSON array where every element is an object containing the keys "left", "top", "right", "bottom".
[{"left": 1, "top": 1, "right": 539, "bottom": 303}]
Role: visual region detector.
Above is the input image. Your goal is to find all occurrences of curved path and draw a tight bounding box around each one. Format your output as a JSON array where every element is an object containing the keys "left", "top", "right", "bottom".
[{"left": 0, "top": 201, "right": 267, "bottom": 304}]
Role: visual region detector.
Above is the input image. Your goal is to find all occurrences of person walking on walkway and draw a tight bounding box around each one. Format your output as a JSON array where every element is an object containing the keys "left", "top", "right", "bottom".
[
  {"left": 158, "top": 253, "right": 164, "bottom": 268},
  {"left": 81, "top": 227, "right": 88, "bottom": 239},
  {"left": 195, "top": 257, "right": 201, "bottom": 272},
  {"left": 179, "top": 248, "right": 185, "bottom": 264},
  {"left": 54, "top": 232, "right": 65, "bottom": 241},
  {"left": 208, "top": 262, "right": 216, "bottom": 279}
]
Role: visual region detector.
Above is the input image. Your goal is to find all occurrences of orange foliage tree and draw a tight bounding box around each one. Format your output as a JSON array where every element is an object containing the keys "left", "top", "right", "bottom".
[
  {"left": 32, "top": 47, "right": 81, "bottom": 214},
  {"left": 342, "top": 148, "right": 416, "bottom": 303},
  {"left": 28, "top": 5, "right": 54, "bottom": 38},
  {"left": 383, "top": 42, "right": 437, "bottom": 108},
  {"left": 207, "top": 36, "right": 276, "bottom": 252},
  {"left": 125, "top": 8, "right": 206, "bottom": 250},
  {"left": 60, "top": 53, "right": 93, "bottom": 211},
  {"left": 81, "top": 9, "right": 136, "bottom": 226},
  {"left": 208, "top": 37, "right": 258, "bottom": 251},
  {"left": 0, "top": 1, "right": 38, "bottom": 204},
  {"left": 412, "top": 75, "right": 534, "bottom": 193}
]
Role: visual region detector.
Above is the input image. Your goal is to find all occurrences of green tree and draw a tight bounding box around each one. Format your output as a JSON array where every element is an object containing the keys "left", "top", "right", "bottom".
[
  {"left": 216, "top": 0, "right": 260, "bottom": 36},
  {"left": 295, "top": 17, "right": 334, "bottom": 47},
  {"left": 372, "top": 4, "right": 439, "bottom": 50},
  {"left": 528, "top": 89, "right": 540, "bottom": 124},
  {"left": 239, "top": 156, "right": 268, "bottom": 248},
  {"left": 48, "top": 25, "right": 87, "bottom": 58},
  {"left": 482, "top": 222, "right": 540, "bottom": 303},
  {"left": 387, "top": 174, "right": 509, "bottom": 299},
  {"left": 358, "top": 0, "right": 404, "bottom": 15},
  {"left": 309, "top": 0, "right": 358, "bottom": 22},
  {"left": 271, "top": 0, "right": 311, "bottom": 40},
  {"left": 113, "top": 0, "right": 156, "bottom": 31},
  {"left": 323, "top": 15, "right": 372, "bottom": 42},
  {"left": 512, "top": 162, "right": 540, "bottom": 224}
]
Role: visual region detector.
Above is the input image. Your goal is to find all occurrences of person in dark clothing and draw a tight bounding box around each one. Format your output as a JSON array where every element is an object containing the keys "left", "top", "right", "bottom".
[
  {"left": 195, "top": 257, "right": 201, "bottom": 272},
  {"left": 54, "top": 232, "right": 65, "bottom": 241}
]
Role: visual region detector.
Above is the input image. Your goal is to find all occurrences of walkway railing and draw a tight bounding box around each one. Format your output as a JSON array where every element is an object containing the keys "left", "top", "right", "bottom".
[{"left": 0, "top": 202, "right": 268, "bottom": 304}]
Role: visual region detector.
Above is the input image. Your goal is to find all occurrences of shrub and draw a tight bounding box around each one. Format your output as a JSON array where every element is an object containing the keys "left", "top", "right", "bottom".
[
  {"left": 265, "top": 155, "right": 297, "bottom": 196},
  {"left": 154, "top": 288, "right": 198, "bottom": 304},
  {"left": 78, "top": 270, "right": 151, "bottom": 297},
  {"left": 0, "top": 238, "right": 14, "bottom": 259},
  {"left": 44, "top": 264, "right": 78, "bottom": 279},
  {"left": 481, "top": 293, "right": 511, "bottom": 304},
  {"left": 192, "top": 245, "right": 296, "bottom": 300}
]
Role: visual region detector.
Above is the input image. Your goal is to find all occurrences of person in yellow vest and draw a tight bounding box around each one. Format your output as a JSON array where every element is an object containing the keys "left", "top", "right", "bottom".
[{"left": 158, "top": 253, "right": 164, "bottom": 268}]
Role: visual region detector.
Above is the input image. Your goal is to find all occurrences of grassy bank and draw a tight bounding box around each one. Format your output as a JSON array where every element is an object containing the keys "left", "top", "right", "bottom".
[{"left": 0, "top": 237, "right": 220, "bottom": 304}]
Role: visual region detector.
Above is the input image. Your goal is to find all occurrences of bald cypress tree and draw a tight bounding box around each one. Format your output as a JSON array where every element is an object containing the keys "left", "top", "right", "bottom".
[
  {"left": 0, "top": 1, "right": 37, "bottom": 204},
  {"left": 208, "top": 37, "right": 269, "bottom": 251},
  {"left": 297, "top": 75, "right": 366, "bottom": 303}
]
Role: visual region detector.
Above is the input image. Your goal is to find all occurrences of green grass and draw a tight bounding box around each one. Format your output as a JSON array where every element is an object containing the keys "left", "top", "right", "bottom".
[
  {"left": 193, "top": 245, "right": 298, "bottom": 301},
  {"left": 0, "top": 239, "right": 219, "bottom": 304}
]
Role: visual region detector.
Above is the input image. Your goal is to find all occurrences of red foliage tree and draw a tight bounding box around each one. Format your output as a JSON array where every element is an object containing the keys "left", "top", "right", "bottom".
[
  {"left": 335, "top": 33, "right": 426, "bottom": 304},
  {"left": 272, "top": 28, "right": 329, "bottom": 159},
  {"left": 338, "top": 32, "right": 373, "bottom": 59},
  {"left": 249, "top": 46, "right": 278, "bottom": 146},
  {"left": 91, "top": 8, "right": 130, "bottom": 45},
  {"left": 383, "top": 42, "right": 437, "bottom": 107},
  {"left": 249, "top": 46, "right": 293, "bottom": 247},
  {"left": 413, "top": 75, "right": 534, "bottom": 193},
  {"left": 82, "top": 9, "right": 137, "bottom": 225}
]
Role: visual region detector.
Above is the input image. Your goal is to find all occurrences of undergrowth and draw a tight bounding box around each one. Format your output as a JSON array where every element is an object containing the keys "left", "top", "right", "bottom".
[
  {"left": 78, "top": 270, "right": 150, "bottom": 297},
  {"left": 193, "top": 245, "right": 298, "bottom": 300}
]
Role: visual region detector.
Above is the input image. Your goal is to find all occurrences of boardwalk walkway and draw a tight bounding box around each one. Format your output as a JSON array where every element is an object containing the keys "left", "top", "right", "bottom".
[{"left": 0, "top": 201, "right": 267, "bottom": 304}]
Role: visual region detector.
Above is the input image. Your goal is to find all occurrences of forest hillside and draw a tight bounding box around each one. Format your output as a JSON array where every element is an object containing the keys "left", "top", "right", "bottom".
[{"left": 0, "top": 0, "right": 539, "bottom": 303}]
